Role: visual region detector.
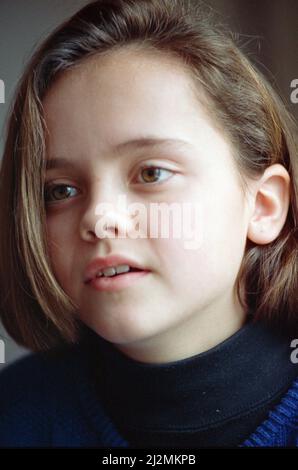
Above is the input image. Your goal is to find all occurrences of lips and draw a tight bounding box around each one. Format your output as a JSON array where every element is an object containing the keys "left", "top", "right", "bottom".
[
  {"left": 87, "top": 269, "right": 150, "bottom": 292},
  {"left": 84, "top": 254, "right": 149, "bottom": 284}
]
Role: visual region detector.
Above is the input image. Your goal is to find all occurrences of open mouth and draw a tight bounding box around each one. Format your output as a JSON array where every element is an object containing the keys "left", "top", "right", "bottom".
[{"left": 96, "top": 267, "right": 143, "bottom": 279}]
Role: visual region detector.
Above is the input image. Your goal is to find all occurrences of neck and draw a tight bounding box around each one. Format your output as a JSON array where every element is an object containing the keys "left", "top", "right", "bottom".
[{"left": 115, "top": 292, "right": 247, "bottom": 365}]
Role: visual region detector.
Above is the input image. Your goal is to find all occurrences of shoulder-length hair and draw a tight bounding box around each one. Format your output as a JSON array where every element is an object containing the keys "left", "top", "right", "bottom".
[{"left": 1, "top": 0, "right": 297, "bottom": 351}]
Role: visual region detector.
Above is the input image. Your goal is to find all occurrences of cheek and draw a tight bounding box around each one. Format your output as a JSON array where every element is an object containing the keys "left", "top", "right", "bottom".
[
  {"left": 46, "top": 218, "right": 63, "bottom": 258},
  {"left": 154, "top": 187, "right": 247, "bottom": 292},
  {"left": 154, "top": 237, "right": 206, "bottom": 289},
  {"left": 46, "top": 210, "right": 77, "bottom": 251},
  {"left": 45, "top": 216, "right": 73, "bottom": 283},
  {"left": 202, "top": 188, "right": 247, "bottom": 279}
]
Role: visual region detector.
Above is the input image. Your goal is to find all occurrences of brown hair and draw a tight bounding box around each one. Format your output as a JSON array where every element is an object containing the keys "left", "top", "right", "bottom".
[{"left": 1, "top": 0, "right": 297, "bottom": 351}]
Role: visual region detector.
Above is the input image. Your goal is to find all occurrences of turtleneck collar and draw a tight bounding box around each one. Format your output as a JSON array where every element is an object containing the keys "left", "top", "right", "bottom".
[{"left": 81, "top": 314, "right": 298, "bottom": 433}]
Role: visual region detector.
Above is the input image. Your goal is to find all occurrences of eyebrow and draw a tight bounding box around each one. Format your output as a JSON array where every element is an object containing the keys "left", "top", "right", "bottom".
[{"left": 45, "top": 137, "right": 193, "bottom": 170}]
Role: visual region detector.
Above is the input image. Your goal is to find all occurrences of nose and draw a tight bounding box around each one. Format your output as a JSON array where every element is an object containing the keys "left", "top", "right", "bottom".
[{"left": 80, "top": 187, "right": 134, "bottom": 242}]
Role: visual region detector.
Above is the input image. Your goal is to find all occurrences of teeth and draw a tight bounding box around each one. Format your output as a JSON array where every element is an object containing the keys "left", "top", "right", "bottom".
[
  {"left": 115, "top": 264, "right": 131, "bottom": 274},
  {"left": 96, "top": 264, "right": 131, "bottom": 278},
  {"left": 102, "top": 267, "right": 116, "bottom": 277}
]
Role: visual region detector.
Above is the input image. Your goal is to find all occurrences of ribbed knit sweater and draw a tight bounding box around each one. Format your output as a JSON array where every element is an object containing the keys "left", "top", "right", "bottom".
[{"left": 0, "top": 318, "right": 297, "bottom": 447}]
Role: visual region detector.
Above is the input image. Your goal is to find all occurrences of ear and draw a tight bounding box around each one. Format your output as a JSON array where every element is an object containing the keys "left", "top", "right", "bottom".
[{"left": 247, "top": 164, "right": 291, "bottom": 245}]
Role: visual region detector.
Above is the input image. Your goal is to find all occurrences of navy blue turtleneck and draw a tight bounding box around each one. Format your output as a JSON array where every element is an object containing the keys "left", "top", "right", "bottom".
[{"left": 83, "top": 314, "right": 298, "bottom": 447}]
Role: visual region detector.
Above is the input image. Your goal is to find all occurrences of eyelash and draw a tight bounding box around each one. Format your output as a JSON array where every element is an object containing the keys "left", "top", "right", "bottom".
[{"left": 44, "top": 166, "right": 174, "bottom": 204}]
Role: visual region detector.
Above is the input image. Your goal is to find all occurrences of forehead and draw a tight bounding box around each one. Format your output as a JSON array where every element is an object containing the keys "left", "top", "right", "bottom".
[
  {"left": 44, "top": 52, "right": 219, "bottom": 158},
  {"left": 42, "top": 48, "right": 207, "bottom": 139},
  {"left": 46, "top": 46, "right": 195, "bottom": 94}
]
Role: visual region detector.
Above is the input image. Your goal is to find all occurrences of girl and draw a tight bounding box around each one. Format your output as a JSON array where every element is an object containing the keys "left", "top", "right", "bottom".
[{"left": 0, "top": 0, "right": 297, "bottom": 448}]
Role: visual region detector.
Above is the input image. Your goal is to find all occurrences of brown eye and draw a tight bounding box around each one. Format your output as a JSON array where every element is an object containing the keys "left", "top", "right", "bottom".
[
  {"left": 44, "top": 184, "right": 78, "bottom": 203},
  {"left": 137, "top": 166, "right": 173, "bottom": 184}
]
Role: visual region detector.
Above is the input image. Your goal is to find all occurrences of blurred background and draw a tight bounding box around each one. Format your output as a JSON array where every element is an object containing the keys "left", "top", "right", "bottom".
[{"left": 0, "top": 0, "right": 297, "bottom": 370}]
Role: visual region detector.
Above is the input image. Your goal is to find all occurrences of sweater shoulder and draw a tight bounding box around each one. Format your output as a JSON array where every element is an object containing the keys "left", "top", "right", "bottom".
[
  {"left": 0, "top": 344, "right": 81, "bottom": 404},
  {"left": 242, "top": 377, "right": 298, "bottom": 447},
  {"left": 0, "top": 343, "right": 85, "bottom": 446}
]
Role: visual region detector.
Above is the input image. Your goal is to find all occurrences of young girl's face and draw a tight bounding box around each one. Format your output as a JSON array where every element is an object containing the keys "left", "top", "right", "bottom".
[{"left": 43, "top": 49, "right": 251, "bottom": 363}]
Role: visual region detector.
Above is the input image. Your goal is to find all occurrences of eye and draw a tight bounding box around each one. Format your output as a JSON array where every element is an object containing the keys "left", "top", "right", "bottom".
[
  {"left": 135, "top": 166, "right": 174, "bottom": 184},
  {"left": 44, "top": 184, "right": 79, "bottom": 204}
]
